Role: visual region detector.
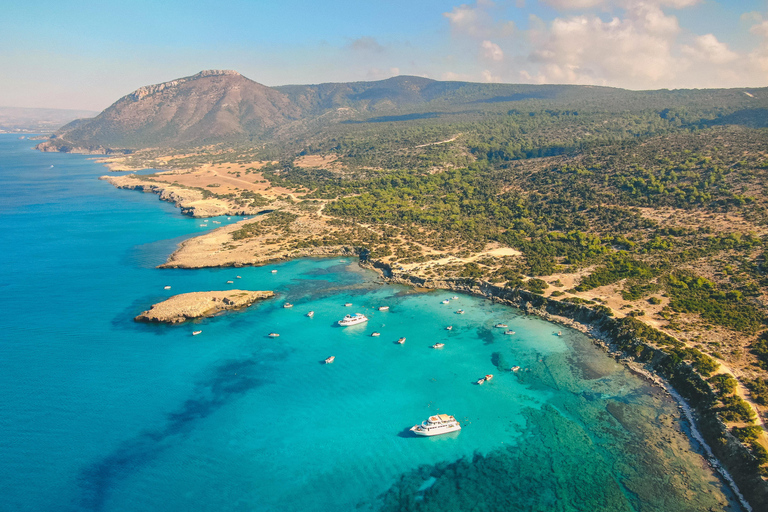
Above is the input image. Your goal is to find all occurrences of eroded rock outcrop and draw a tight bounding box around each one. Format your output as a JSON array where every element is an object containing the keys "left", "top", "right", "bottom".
[{"left": 135, "top": 290, "right": 274, "bottom": 323}]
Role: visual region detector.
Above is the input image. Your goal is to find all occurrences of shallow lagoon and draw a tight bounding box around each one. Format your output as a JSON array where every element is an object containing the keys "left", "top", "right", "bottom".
[{"left": 0, "top": 135, "right": 740, "bottom": 511}]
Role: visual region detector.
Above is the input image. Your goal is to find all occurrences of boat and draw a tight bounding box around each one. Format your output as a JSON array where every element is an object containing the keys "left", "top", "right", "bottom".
[
  {"left": 494, "top": 323, "right": 508, "bottom": 328},
  {"left": 236, "top": 275, "right": 241, "bottom": 279},
  {"left": 446, "top": 326, "right": 453, "bottom": 331},
  {"left": 476, "top": 377, "right": 486, "bottom": 385},
  {"left": 504, "top": 330, "right": 516, "bottom": 335},
  {"left": 484, "top": 374, "right": 494, "bottom": 381},
  {"left": 227, "top": 280, "right": 234, "bottom": 284},
  {"left": 410, "top": 414, "right": 461, "bottom": 436},
  {"left": 441, "top": 300, "right": 450, "bottom": 304},
  {"left": 164, "top": 286, "right": 171, "bottom": 290},
  {"left": 452, "top": 296, "right": 459, "bottom": 300},
  {"left": 192, "top": 330, "right": 202, "bottom": 336},
  {"left": 199, "top": 224, "right": 207, "bottom": 227},
  {"left": 268, "top": 332, "right": 280, "bottom": 337},
  {"left": 283, "top": 303, "right": 293, "bottom": 308},
  {"left": 432, "top": 343, "right": 445, "bottom": 349},
  {"left": 344, "top": 302, "right": 353, "bottom": 307},
  {"left": 455, "top": 309, "right": 465, "bottom": 314},
  {"left": 557, "top": 331, "right": 562, "bottom": 336},
  {"left": 338, "top": 313, "right": 368, "bottom": 326},
  {"left": 511, "top": 366, "right": 520, "bottom": 372},
  {"left": 212, "top": 220, "right": 221, "bottom": 224},
  {"left": 271, "top": 270, "right": 278, "bottom": 273},
  {"left": 371, "top": 332, "right": 381, "bottom": 337},
  {"left": 325, "top": 356, "right": 335, "bottom": 364},
  {"left": 378, "top": 306, "right": 390, "bottom": 311},
  {"left": 396, "top": 337, "right": 406, "bottom": 344},
  {"left": 306, "top": 311, "right": 314, "bottom": 317}
]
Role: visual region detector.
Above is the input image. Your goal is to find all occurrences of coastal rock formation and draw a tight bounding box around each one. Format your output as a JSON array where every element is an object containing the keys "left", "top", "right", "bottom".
[{"left": 135, "top": 290, "right": 274, "bottom": 324}]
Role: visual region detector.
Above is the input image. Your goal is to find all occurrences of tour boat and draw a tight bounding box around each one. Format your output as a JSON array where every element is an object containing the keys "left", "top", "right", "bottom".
[
  {"left": 325, "top": 356, "right": 335, "bottom": 364},
  {"left": 306, "top": 311, "right": 314, "bottom": 317},
  {"left": 378, "top": 306, "right": 389, "bottom": 311},
  {"left": 504, "top": 330, "right": 516, "bottom": 335},
  {"left": 511, "top": 366, "right": 520, "bottom": 372},
  {"left": 271, "top": 270, "right": 278, "bottom": 273},
  {"left": 432, "top": 343, "right": 445, "bottom": 349},
  {"left": 192, "top": 330, "right": 202, "bottom": 336},
  {"left": 164, "top": 286, "right": 171, "bottom": 290},
  {"left": 283, "top": 303, "right": 293, "bottom": 308},
  {"left": 494, "top": 323, "right": 508, "bottom": 328},
  {"left": 344, "top": 302, "right": 353, "bottom": 307},
  {"left": 446, "top": 326, "right": 453, "bottom": 331},
  {"left": 371, "top": 332, "right": 381, "bottom": 337},
  {"left": 410, "top": 414, "right": 461, "bottom": 436},
  {"left": 268, "top": 333, "right": 280, "bottom": 337},
  {"left": 484, "top": 374, "right": 494, "bottom": 381},
  {"left": 441, "top": 300, "right": 450, "bottom": 304},
  {"left": 338, "top": 313, "right": 368, "bottom": 326},
  {"left": 455, "top": 309, "right": 464, "bottom": 314},
  {"left": 396, "top": 337, "right": 406, "bottom": 344}
]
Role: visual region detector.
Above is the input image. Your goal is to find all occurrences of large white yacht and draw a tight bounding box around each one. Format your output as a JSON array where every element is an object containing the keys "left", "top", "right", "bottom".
[
  {"left": 337, "top": 313, "right": 368, "bottom": 326},
  {"left": 410, "top": 414, "right": 461, "bottom": 436}
]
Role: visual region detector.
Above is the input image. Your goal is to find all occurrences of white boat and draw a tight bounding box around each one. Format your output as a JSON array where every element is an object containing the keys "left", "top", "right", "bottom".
[
  {"left": 396, "top": 337, "right": 406, "bottom": 344},
  {"left": 484, "top": 374, "right": 494, "bottom": 381},
  {"left": 192, "top": 330, "right": 202, "bottom": 336},
  {"left": 344, "top": 302, "right": 353, "bottom": 307},
  {"left": 410, "top": 414, "right": 461, "bottom": 436},
  {"left": 283, "top": 303, "right": 293, "bottom": 308},
  {"left": 494, "top": 323, "right": 508, "bottom": 328},
  {"left": 432, "top": 343, "right": 445, "bottom": 349},
  {"left": 236, "top": 275, "right": 241, "bottom": 279},
  {"left": 268, "top": 332, "right": 280, "bottom": 338},
  {"left": 371, "top": 332, "right": 381, "bottom": 337},
  {"left": 164, "top": 286, "right": 171, "bottom": 290},
  {"left": 378, "top": 306, "right": 389, "bottom": 311},
  {"left": 441, "top": 300, "right": 450, "bottom": 304},
  {"left": 307, "top": 311, "right": 314, "bottom": 317},
  {"left": 511, "top": 366, "right": 520, "bottom": 372},
  {"left": 212, "top": 220, "right": 221, "bottom": 224},
  {"left": 452, "top": 296, "right": 459, "bottom": 300},
  {"left": 271, "top": 270, "right": 278, "bottom": 273},
  {"left": 557, "top": 331, "right": 562, "bottom": 336},
  {"left": 504, "top": 330, "right": 515, "bottom": 335},
  {"left": 338, "top": 313, "right": 368, "bottom": 326},
  {"left": 446, "top": 326, "right": 453, "bottom": 331},
  {"left": 325, "top": 356, "right": 335, "bottom": 364},
  {"left": 227, "top": 280, "right": 234, "bottom": 284},
  {"left": 476, "top": 377, "right": 486, "bottom": 385},
  {"left": 455, "top": 309, "right": 464, "bottom": 314}
]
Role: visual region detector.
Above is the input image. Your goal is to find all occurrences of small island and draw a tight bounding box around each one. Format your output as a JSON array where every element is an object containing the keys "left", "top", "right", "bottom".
[{"left": 135, "top": 290, "right": 274, "bottom": 323}]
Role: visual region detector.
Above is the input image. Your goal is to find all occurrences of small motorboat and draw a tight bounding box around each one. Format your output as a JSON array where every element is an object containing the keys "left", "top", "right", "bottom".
[
  {"left": 511, "top": 366, "right": 520, "bottom": 372},
  {"left": 446, "top": 326, "right": 453, "bottom": 331},
  {"left": 344, "top": 302, "right": 353, "bottom": 307},
  {"left": 396, "top": 337, "right": 406, "bottom": 344},
  {"left": 271, "top": 269, "right": 278, "bottom": 273},
  {"left": 213, "top": 220, "right": 221, "bottom": 224},
  {"left": 557, "top": 331, "right": 562, "bottom": 336},
  {"left": 455, "top": 309, "right": 464, "bottom": 314},
  {"left": 452, "top": 296, "right": 459, "bottom": 300},
  {"left": 306, "top": 311, "right": 314, "bottom": 317},
  {"left": 484, "top": 374, "right": 494, "bottom": 381},
  {"left": 283, "top": 303, "right": 293, "bottom": 308},
  {"left": 378, "top": 306, "right": 389, "bottom": 311},
  {"left": 504, "top": 330, "right": 515, "bottom": 335},
  {"left": 441, "top": 300, "right": 450, "bottom": 304},
  {"left": 268, "top": 333, "right": 280, "bottom": 338},
  {"left": 371, "top": 332, "right": 381, "bottom": 337},
  {"left": 227, "top": 280, "right": 234, "bottom": 284},
  {"left": 192, "top": 330, "right": 202, "bottom": 336},
  {"left": 476, "top": 377, "right": 486, "bottom": 385},
  {"left": 164, "top": 286, "right": 171, "bottom": 290},
  {"left": 325, "top": 356, "right": 335, "bottom": 364},
  {"left": 236, "top": 275, "right": 241, "bottom": 279},
  {"left": 432, "top": 343, "right": 445, "bottom": 349},
  {"left": 494, "top": 323, "right": 508, "bottom": 328}
]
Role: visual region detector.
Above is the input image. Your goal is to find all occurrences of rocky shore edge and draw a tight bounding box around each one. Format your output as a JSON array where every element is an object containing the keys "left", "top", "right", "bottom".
[{"left": 135, "top": 290, "right": 274, "bottom": 324}]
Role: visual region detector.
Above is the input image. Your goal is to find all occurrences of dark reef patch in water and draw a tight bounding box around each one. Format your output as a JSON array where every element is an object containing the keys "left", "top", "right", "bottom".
[{"left": 78, "top": 358, "right": 268, "bottom": 511}]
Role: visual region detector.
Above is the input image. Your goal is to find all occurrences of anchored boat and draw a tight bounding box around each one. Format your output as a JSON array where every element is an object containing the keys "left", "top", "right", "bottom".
[{"left": 410, "top": 414, "right": 461, "bottom": 436}]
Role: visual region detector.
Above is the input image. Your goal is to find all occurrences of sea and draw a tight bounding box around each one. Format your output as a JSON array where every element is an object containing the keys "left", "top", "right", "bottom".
[{"left": 0, "top": 134, "right": 744, "bottom": 511}]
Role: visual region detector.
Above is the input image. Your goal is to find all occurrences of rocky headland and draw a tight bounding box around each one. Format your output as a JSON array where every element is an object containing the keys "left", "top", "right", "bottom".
[{"left": 134, "top": 290, "right": 274, "bottom": 324}]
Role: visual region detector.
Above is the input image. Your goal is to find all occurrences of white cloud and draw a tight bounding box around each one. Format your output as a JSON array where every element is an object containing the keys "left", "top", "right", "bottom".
[
  {"left": 681, "top": 34, "right": 738, "bottom": 65},
  {"left": 750, "top": 20, "right": 768, "bottom": 38},
  {"left": 481, "top": 69, "right": 502, "bottom": 82},
  {"left": 541, "top": 0, "right": 701, "bottom": 9},
  {"left": 481, "top": 40, "right": 504, "bottom": 61},
  {"left": 444, "top": 1, "right": 515, "bottom": 38}
]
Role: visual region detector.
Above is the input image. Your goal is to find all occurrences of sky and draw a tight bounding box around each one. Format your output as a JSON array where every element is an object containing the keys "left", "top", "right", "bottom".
[{"left": 2, "top": 0, "right": 768, "bottom": 110}]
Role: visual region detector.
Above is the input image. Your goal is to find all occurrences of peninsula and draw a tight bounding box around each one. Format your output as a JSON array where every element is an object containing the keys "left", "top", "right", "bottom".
[{"left": 135, "top": 290, "right": 274, "bottom": 324}]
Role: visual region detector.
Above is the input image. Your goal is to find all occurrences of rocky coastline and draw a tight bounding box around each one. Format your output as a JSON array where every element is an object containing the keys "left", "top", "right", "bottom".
[{"left": 135, "top": 290, "right": 274, "bottom": 324}]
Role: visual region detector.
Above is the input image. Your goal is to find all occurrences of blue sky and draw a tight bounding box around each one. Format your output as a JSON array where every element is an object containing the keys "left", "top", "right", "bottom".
[{"left": 3, "top": 0, "right": 768, "bottom": 110}]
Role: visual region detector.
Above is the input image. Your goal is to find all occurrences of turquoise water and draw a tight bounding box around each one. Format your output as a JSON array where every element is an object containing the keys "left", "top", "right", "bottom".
[{"left": 0, "top": 135, "right": 741, "bottom": 511}]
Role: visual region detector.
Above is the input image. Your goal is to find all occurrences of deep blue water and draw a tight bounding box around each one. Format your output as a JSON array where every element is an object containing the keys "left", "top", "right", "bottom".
[{"left": 0, "top": 135, "right": 741, "bottom": 511}]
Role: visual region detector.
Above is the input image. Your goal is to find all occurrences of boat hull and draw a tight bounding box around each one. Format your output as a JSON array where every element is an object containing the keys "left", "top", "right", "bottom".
[{"left": 410, "top": 424, "right": 461, "bottom": 436}]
